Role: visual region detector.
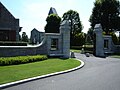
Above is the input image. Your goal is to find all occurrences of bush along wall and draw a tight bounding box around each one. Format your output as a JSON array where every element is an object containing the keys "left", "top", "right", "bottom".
[
  {"left": 0, "top": 55, "right": 48, "bottom": 66},
  {"left": 0, "top": 41, "right": 27, "bottom": 46},
  {"left": 83, "top": 45, "right": 93, "bottom": 54},
  {"left": 70, "top": 46, "right": 82, "bottom": 50}
]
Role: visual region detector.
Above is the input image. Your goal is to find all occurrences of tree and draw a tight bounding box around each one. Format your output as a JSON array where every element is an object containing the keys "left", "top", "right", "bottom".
[
  {"left": 45, "top": 14, "right": 61, "bottom": 33},
  {"left": 19, "top": 34, "right": 21, "bottom": 41},
  {"left": 62, "top": 10, "right": 83, "bottom": 46},
  {"left": 74, "top": 32, "right": 86, "bottom": 46},
  {"left": 87, "top": 28, "right": 94, "bottom": 40},
  {"left": 89, "top": 0, "right": 120, "bottom": 34},
  {"left": 21, "top": 32, "right": 29, "bottom": 42},
  {"left": 110, "top": 32, "right": 119, "bottom": 45}
]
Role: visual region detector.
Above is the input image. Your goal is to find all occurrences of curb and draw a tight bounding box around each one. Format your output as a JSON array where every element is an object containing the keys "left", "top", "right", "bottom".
[{"left": 0, "top": 59, "right": 84, "bottom": 89}]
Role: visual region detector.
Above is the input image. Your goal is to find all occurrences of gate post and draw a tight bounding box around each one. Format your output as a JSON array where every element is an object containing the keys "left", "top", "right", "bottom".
[
  {"left": 60, "top": 20, "right": 70, "bottom": 58},
  {"left": 94, "top": 24, "right": 105, "bottom": 57}
]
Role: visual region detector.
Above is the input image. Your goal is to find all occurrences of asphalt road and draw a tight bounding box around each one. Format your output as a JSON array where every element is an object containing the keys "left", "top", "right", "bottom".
[{"left": 2, "top": 53, "right": 120, "bottom": 90}]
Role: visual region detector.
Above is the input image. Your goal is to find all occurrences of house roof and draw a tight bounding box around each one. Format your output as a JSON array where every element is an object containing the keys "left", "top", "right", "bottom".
[
  {"left": 48, "top": 7, "right": 58, "bottom": 15},
  {"left": 0, "top": 2, "right": 16, "bottom": 19},
  {"left": 31, "top": 28, "right": 44, "bottom": 33}
]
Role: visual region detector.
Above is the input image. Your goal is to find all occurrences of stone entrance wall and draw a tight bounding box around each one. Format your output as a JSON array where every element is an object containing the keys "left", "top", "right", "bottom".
[
  {"left": 0, "top": 39, "right": 47, "bottom": 57},
  {"left": 0, "top": 20, "right": 70, "bottom": 58},
  {"left": 94, "top": 24, "right": 120, "bottom": 57}
]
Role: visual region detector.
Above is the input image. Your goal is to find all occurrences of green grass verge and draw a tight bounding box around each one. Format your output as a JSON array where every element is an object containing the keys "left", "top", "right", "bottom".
[
  {"left": 111, "top": 55, "right": 120, "bottom": 58},
  {"left": 0, "top": 58, "right": 80, "bottom": 85},
  {"left": 70, "top": 49, "right": 81, "bottom": 53}
]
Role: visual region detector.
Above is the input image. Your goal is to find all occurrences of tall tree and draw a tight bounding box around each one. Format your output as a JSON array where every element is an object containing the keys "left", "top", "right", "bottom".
[
  {"left": 45, "top": 14, "right": 61, "bottom": 33},
  {"left": 62, "top": 10, "right": 83, "bottom": 46},
  {"left": 21, "top": 32, "right": 28, "bottom": 42},
  {"left": 86, "top": 28, "right": 94, "bottom": 44},
  {"left": 74, "top": 32, "right": 86, "bottom": 46},
  {"left": 89, "top": 0, "right": 120, "bottom": 34}
]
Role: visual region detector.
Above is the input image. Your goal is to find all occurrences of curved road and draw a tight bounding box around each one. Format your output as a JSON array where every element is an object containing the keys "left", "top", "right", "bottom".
[{"left": 3, "top": 53, "right": 120, "bottom": 90}]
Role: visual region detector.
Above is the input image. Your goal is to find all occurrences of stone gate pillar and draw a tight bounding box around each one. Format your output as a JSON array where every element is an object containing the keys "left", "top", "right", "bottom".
[
  {"left": 94, "top": 24, "right": 105, "bottom": 57},
  {"left": 60, "top": 20, "right": 70, "bottom": 58}
]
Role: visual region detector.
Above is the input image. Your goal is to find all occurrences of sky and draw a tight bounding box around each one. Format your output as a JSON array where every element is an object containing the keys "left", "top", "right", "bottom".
[{"left": 1, "top": 0, "right": 96, "bottom": 38}]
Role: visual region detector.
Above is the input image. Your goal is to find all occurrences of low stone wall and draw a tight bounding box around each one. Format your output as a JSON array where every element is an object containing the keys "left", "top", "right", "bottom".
[
  {"left": 0, "top": 39, "right": 47, "bottom": 57},
  {"left": 0, "top": 20, "right": 70, "bottom": 58},
  {"left": 113, "top": 45, "right": 120, "bottom": 54},
  {"left": 94, "top": 24, "right": 120, "bottom": 56}
]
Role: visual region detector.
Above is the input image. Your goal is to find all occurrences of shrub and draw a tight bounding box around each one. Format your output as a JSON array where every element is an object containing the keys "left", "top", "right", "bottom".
[
  {"left": 0, "top": 55, "right": 48, "bottom": 66},
  {"left": 83, "top": 45, "right": 93, "bottom": 54},
  {"left": 70, "top": 46, "right": 82, "bottom": 50},
  {"left": 0, "top": 41, "right": 27, "bottom": 46}
]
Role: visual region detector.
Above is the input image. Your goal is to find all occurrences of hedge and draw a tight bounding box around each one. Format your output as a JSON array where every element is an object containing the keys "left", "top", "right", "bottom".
[
  {"left": 0, "top": 55, "right": 48, "bottom": 66},
  {"left": 70, "top": 46, "right": 82, "bottom": 50},
  {"left": 0, "top": 41, "right": 27, "bottom": 46},
  {"left": 83, "top": 45, "right": 93, "bottom": 54}
]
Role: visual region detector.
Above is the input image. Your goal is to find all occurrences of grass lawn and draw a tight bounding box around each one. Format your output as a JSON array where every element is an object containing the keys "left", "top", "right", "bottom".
[
  {"left": 70, "top": 49, "right": 81, "bottom": 53},
  {"left": 0, "top": 58, "right": 80, "bottom": 85},
  {"left": 111, "top": 55, "right": 120, "bottom": 58}
]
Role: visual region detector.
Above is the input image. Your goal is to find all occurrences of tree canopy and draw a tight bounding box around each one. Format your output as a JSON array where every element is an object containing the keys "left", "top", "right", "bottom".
[
  {"left": 89, "top": 0, "right": 120, "bottom": 34},
  {"left": 62, "top": 10, "right": 83, "bottom": 34},
  {"left": 45, "top": 14, "right": 61, "bottom": 33},
  {"left": 21, "top": 32, "right": 29, "bottom": 42},
  {"left": 62, "top": 10, "right": 83, "bottom": 46}
]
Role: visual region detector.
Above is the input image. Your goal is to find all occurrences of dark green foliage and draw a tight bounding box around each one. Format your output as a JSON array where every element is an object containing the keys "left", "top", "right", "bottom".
[
  {"left": 21, "top": 32, "right": 29, "bottom": 42},
  {"left": 0, "top": 41, "right": 27, "bottom": 46},
  {"left": 109, "top": 32, "right": 119, "bottom": 45},
  {"left": 62, "top": 10, "right": 83, "bottom": 46},
  {"left": 87, "top": 28, "right": 94, "bottom": 41},
  {"left": 45, "top": 14, "right": 61, "bottom": 33},
  {"left": 0, "top": 55, "right": 48, "bottom": 66},
  {"left": 62, "top": 10, "right": 83, "bottom": 34},
  {"left": 83, "top": 45, "right": 94, "bottom": 54},
  {"left": 70, "top": 46, "right": 82, "bottom": 50},
  {"left": 73, "top": 32, "right": 86, "bottom": 46},
  {"left": 90, "top": 0, "right": 120, "bottom": 34}
]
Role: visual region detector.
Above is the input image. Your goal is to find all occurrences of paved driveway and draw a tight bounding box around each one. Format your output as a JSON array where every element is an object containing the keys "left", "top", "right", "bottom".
[{"left": 3, "top": 53, "right": 120, "bottom": 90}]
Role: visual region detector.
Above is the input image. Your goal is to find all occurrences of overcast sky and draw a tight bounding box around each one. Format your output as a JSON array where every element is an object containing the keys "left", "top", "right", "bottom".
[{"left": 1, "top": 0, "right": 98, "bottom": 37}]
